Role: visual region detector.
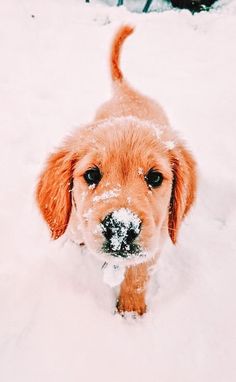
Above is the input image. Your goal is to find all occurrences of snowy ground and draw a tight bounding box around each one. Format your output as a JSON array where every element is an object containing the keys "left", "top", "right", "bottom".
[{"left": 1, "top": 0, "right": 236, "bottom": 381}]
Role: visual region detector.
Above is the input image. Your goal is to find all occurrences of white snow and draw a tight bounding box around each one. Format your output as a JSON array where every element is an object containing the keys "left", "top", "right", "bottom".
[
  {"left": 1, "top": 0, "right": 236, "bottom": 381},
  {"left": 102, "top": 263, "right": 126, "bottom": 287},
  {"left": 93, "top": 188, "right": 120, "bottom": 202},
  {"left": 137, "top": 167, "right": 144, "bottom": 175},
  {"left": 164, "top": 140, "right": 175, "bottom": 150},
  {"left": 88, "top": 183, "right": 96, "bottom": 190},
  {"left": 111, "top": 208, "right": 141, "bottom": 233}
]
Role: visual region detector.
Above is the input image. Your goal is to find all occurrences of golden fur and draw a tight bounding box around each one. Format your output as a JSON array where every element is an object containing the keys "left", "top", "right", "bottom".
[{"left": 36, "top": 26, "right": 197, "bottom": 315}]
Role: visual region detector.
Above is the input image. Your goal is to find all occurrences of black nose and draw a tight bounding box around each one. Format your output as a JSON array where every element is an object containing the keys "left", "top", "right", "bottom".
[
  {"left": 102, "top": 215, "right": 140, "bottom": 243},
  {"left": 100, "top": 208, "right": 141, "bottom": 257}
]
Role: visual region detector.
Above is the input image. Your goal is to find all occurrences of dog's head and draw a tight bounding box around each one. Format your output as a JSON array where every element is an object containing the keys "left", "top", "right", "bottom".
[{"left": 37, "top": 117, "right": 196, "bottom": 264}]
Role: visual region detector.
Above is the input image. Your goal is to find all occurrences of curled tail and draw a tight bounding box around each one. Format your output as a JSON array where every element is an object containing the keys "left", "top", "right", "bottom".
[{"left": 110, "top": 25, "right": 134, "bottom": 82}]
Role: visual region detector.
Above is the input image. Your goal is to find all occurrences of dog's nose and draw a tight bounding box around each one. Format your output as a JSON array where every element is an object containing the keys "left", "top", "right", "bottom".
[{"left": 100, "top": 208, "right": 141, "bottom": 257}]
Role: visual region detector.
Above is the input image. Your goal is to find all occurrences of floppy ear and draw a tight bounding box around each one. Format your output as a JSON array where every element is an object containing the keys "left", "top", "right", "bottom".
[
  {"left": 168, "top": 146, "right": 197, "bottom": 244},
  {"left": 36, "top": 149, "right": 77, "bottom": 240}
]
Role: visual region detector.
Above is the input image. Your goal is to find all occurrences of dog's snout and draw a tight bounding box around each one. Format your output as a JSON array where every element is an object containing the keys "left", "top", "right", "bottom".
[{"left": 100, "top": 208, "right": 142, "bottom": 257}]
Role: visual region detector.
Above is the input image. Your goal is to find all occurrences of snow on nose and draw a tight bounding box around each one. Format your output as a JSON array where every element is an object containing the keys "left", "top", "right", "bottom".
[{"left": 101, "top": 208, "right": 142, "bottom": 254}]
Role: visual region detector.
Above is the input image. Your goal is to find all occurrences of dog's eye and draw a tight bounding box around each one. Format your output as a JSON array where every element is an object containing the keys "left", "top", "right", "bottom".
[
  {"left": 84, "top": 167, "right": 102, "bottom": 186},
  {"left": 145, "top": 169, "right": 163, "bottom": 188}
]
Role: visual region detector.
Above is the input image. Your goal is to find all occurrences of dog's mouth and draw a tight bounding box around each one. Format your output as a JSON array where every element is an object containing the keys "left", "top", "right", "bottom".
[{"left": 101, "top": 240, "right": 142, "bottom": 259}]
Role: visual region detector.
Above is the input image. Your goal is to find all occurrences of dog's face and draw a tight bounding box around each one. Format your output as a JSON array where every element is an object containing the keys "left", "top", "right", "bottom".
[
  {"left": 72, "top": 118, "right": 173, "bottom": 264},
  {"left": 37, "top": 117, "right": 196, "bottom": 265}
]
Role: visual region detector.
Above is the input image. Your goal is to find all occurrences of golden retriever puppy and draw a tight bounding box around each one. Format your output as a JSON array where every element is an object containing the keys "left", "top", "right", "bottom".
[{"left": 36, "top": 26, "right": 197, "bottom": 316}]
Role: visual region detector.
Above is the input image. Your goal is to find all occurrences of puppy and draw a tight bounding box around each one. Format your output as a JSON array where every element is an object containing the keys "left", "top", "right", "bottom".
[{"left": 36, "top": 26, "right": 197, "bottom": 315}]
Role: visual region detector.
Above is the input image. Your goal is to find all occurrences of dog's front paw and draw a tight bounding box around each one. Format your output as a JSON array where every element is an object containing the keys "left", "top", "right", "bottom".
[{"left": 116, "top": 294, "right": 147, "bottom": 316}]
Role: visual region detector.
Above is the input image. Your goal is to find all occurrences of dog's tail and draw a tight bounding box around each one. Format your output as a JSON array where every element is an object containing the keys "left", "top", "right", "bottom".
[{"left": 110, "top": 25, "right": 134, "bottom": 83}]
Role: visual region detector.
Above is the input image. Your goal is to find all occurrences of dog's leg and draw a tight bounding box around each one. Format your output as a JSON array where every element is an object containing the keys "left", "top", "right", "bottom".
[{"left": 117, "top": 262, "right": 149, "bottom": 316}]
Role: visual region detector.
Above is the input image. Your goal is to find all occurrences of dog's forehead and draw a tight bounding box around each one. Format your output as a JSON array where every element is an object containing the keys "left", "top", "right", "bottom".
[{"left": 72, "top": 117, "right": 175, "bottom": 177}]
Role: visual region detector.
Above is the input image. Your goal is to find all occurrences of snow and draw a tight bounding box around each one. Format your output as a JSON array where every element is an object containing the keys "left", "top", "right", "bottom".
[
  {"left": 138, "top": 167, "right": 144, "bottom": 175},
  {"left": 102, "top": 263, "right": 126, "bottom": 287},
  {"left": 111, "top": 208, "right": 141, "bottom": 233},
  {"left": 1, "top": 0, "right": 236, "bottom": 381},
  {"left": 88, "top": 183, "right": 96, "bottom": 190},
  {"left": 98, "top": 115, "right": 165, "bottom": 138},
  {"left": 164, "top": 140, "right": 175, "bottom": 150},
  {"left": 92, "top": 188, "right": 120, "bottom": 202}
]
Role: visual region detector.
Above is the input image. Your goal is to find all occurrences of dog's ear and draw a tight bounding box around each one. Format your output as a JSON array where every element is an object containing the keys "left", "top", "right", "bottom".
[
  {"left": 36, "top": 149, "right": 77, "bottom": 240},
  {"left": 168, "top": 146, "right": 197, "bottom": 244}
]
